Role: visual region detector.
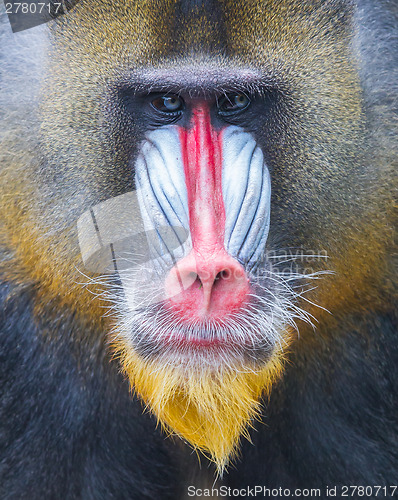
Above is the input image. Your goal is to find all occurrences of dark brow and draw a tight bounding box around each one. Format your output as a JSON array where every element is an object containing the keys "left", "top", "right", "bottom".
[{"left": 113, "top": 63, "right": 281, "bottom": 98}]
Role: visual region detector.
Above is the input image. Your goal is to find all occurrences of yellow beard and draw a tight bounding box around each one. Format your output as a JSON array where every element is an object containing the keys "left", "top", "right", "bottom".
[{"left": 113, "top": 341, "right": 286, "bottom": 472}]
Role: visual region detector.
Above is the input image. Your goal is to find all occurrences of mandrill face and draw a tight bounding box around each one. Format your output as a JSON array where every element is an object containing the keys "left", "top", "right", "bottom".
[
  {"left": 81, "top": 78, "right": 296, "bottom": 470},
  {"left": 118, "top": 92, "right": 277, "bottom": 362},
  {"left": 78, "top": 71, "right": 329, "bottom": 471},
  {"left": 36, "top": 0, "right": 365, "bottom": 472}
]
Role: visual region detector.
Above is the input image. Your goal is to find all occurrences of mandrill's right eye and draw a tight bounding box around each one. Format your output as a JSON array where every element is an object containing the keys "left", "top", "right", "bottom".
[
  {"left": 217, "top": 93, "right": 251, "bottom": 115},
  {"left": 151, "top": 95, "right": 184, "bottom": 113}
]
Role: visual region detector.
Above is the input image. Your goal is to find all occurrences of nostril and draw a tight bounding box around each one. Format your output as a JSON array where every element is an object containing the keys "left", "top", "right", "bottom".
[
  {"left": 187, "top": 273, "right": 204, "bottom": 290},
  {"left": 214, "top": 269, "right": 230, "bottom": 283},
  {"left": 220, "top": 269, "right": 231, "bottom": 280},
  {"left": 194, "top": 275, "right": 203, "bottom": 289}
]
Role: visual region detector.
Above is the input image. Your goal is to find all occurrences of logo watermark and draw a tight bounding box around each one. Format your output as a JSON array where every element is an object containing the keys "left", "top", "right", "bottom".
[
  {"left": 77, "top": 190, "right": 330, "bottom": 305},
  {"left": 3, "top": 0, "right": 78, "bottom": 32}
]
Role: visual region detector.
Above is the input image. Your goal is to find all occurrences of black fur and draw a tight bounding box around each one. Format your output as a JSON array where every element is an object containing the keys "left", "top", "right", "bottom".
[
  {"left": 0, "top": 279, "right": 182, "bottom": 499},
  {"left": 228, "top": 310, "right": 398, "bottom": 495}
]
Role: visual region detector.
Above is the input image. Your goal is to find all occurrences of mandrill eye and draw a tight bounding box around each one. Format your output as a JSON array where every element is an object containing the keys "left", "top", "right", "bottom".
[
  {"left": 218, "top": 93, "right": 251, "bottom": 115},
  {"left": 151, "top": 95, "right": 184, "bottom": 113}
]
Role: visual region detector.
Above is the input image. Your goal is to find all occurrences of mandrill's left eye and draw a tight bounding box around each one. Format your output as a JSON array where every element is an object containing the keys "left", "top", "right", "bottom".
[
  {"left": 218, "top": 93, "right": 251, "bottom": 115},
  {"left": 151, "top": 95, "right": 184, "bottom": 113}
]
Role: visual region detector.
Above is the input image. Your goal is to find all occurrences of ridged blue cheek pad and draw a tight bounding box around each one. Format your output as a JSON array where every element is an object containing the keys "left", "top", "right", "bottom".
[{"left": 134, "top": 124, "right": 271, "bottom": 271}]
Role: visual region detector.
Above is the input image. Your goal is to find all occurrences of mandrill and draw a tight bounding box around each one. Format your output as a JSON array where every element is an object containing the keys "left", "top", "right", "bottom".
[{"left": 0, "top": 0, "right": 397, "bottom": 498}]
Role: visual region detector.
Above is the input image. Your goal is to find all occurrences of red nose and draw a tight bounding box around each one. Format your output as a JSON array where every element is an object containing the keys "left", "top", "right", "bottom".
[
  {"left": 164, "top": 102, "right": 250, "bottom": 321},
  {"left": 165, "top": 248, "right": 250, "bottom": 320}
]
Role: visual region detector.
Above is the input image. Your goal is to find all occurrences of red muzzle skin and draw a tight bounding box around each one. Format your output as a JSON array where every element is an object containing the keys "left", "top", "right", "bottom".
[{"left": 165, "top": 103, "right": 251, "bottom": 321}]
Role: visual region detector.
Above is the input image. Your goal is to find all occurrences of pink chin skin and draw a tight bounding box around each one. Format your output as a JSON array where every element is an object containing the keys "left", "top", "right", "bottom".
[
  {"left": 161, "top": 333, "right": 234, "bottom": 350},
  {"left": 157, "top": 313, "right": 253, "bottom": 351}
]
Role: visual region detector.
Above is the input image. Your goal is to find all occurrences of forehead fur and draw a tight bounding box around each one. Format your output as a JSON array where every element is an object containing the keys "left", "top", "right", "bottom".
[{"left": 52, "top": 0, "right": 353, "bottom": 67}]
